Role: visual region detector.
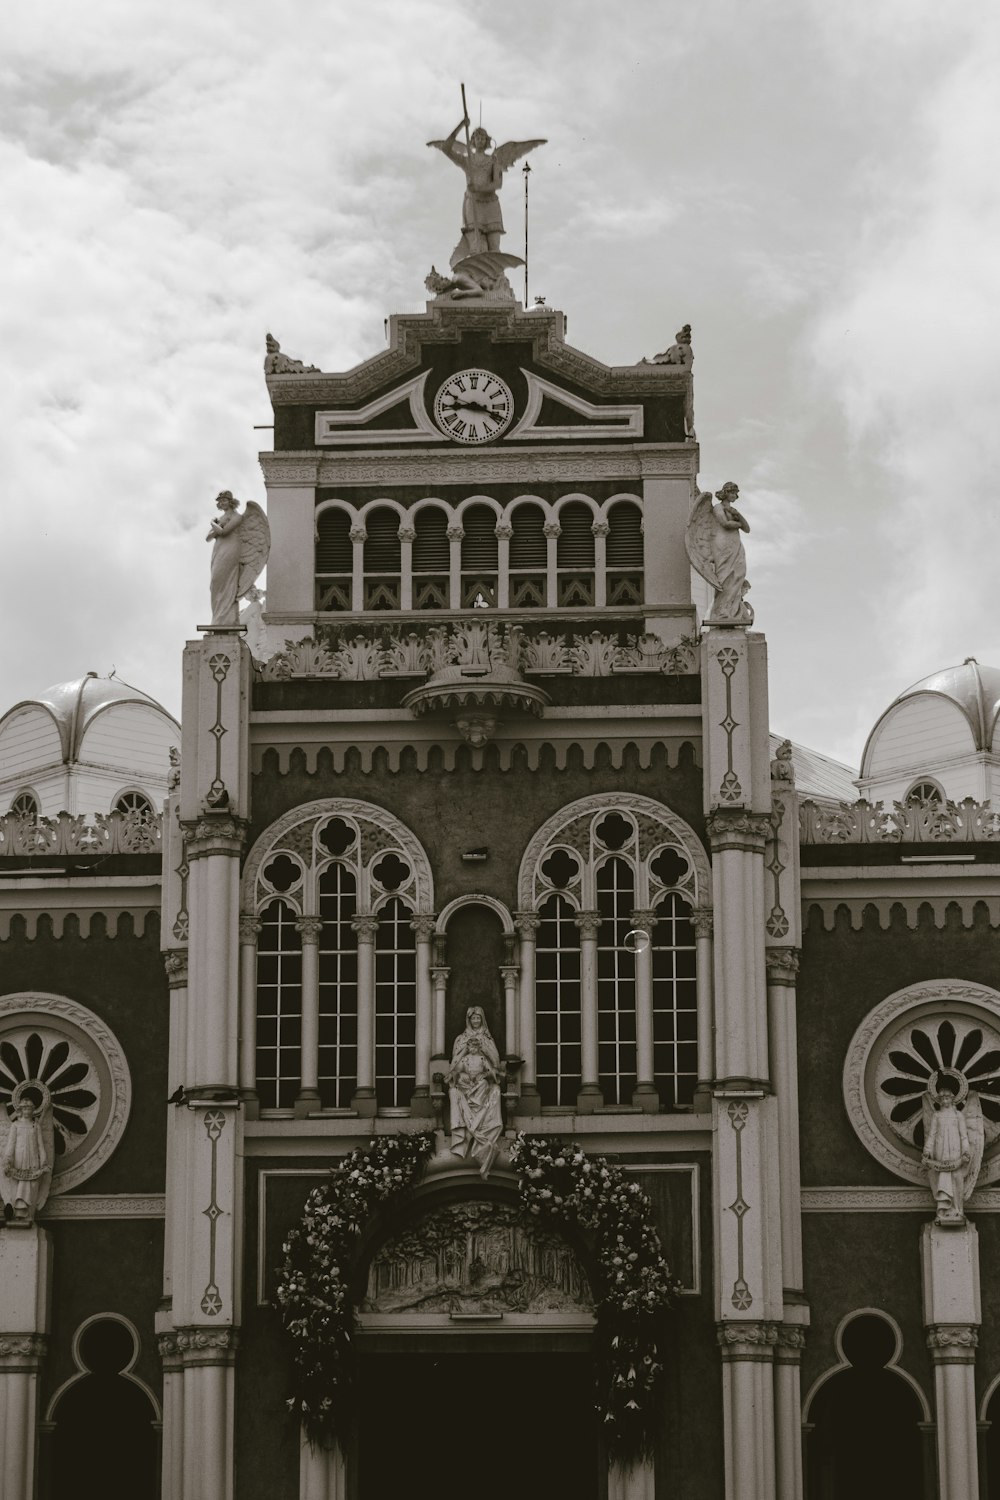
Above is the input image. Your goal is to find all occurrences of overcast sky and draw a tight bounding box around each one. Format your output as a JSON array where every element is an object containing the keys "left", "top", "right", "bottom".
[{"left": 3, "top": 1, "right": 999, "bottom": 769}]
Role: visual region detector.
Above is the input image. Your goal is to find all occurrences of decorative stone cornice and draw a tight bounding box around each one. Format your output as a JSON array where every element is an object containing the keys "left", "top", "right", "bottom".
[
  {"left": 158, "top": 1326, "right": 239, "bottom": 1368},
  {"left": 716, "top": 1321, "right": 779, "bottom": 1362},
  {"left": 182, "top": 815, "right": 248, "bottom": 860},
  {"left": 260, "top": 445, "right": 698, "bottom": 489},
  {"left": 162, "top": 949, "right": 188, "bottom": 987},
  {"left": 0, "top": 1333, "right": 47, "bottom": 1368},
  {"left": 574, "top": 910, "right": 603, "bottom": 939},
  {"left": 926, "top": 1324, "right": 978, "bottom": 1363},
  {"left": 690, "top": 905, "right": 714, "bottom": 938},
  {"left": 295, "top": 916, "right": 324, "bottom": 943},
  {"left": 765, "top": 948, "right": 800, "bottom": 986},
  {"left": 706, "top": 811, "right": 773, "bottom": 852},
  {"left": 801, "top": 795, "right": 1000, "bottom": 846},
  {"left": 409, "top": 915, "right": 437, "bottom": 940}
]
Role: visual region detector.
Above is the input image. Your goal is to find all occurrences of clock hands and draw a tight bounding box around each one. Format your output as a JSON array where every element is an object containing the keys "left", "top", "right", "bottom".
[{"left": 440, "top": 389, "right": 505, "bottom": 412}]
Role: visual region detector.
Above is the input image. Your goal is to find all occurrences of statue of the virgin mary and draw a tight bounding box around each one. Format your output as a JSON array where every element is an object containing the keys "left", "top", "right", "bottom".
[{"left": 446, "top": 1005, "right": 504, "bottom": 1178}]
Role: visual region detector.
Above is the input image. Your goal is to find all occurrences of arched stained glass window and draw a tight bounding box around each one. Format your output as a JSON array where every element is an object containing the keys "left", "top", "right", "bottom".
[
  {"left": 255, "top": 899, "right": 302, "bottom": 1110},
  {"left": 374, "top": 897, "right": 417, "bottom": 1107},
  {"left": 318, "top": 863, "right": 359, "bottom": 1110},
  {"left": 535, "top": 894, "right": 582, "bottom": 1107},
  {"left": 596, "top": 857, "right": 637, "bottom": 1104}
]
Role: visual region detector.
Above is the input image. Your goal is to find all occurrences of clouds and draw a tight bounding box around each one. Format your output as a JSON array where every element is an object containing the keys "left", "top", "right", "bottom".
[{"left": 1, "top": 2, "right": 997, "bottom": 774}]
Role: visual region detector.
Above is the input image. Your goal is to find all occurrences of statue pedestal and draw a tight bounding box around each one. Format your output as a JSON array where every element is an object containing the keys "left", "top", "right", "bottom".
[
  {"left": 922, "top": 1222, "right": 981, "bottom": 1500},
  {"left": 0, "top": 1223, "right": 52, "bottom": 1500}
]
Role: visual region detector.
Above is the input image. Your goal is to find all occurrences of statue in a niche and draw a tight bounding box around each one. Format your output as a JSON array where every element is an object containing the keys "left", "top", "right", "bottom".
[
  {"left": 447, "top": 1006, "right": 504, "bottom": 1178},
  {"left": 206, "top": 490, "right": 270, "bottom": 627},
  {"left": 921, "top": 1072, "right": 983, "bottom": 1225},
  {"left": 685, "top": 482, "right": 753, "bottom": 624},
  {"left": 0, "top": 1095, "right": 54, "bottom": 1223}
]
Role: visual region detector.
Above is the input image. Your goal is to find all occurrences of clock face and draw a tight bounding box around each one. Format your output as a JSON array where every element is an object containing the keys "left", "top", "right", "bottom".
[{"left": 433, "top": 369, "right": 514, "bottom": 443}]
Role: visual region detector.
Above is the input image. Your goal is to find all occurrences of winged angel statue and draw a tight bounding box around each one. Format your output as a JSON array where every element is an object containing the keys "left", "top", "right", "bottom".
[
  {"left": 684, "top": 482, "right": 753, "bottom": 624},
  {"left": 428, "top": 112, "right": 545, "bottom": 284},
  {"left": 922, "top": 1071, "right": 984, "bottom": 1225},
  {"left": 206, "top": 490, "right": 270, "bottom": 627},
  {"left": 0, "top": 1095, "right": 54, "bottom": 1222}
]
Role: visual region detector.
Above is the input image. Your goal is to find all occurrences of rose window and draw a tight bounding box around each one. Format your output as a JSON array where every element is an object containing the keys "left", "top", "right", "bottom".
[
  {"left": 0, "top": 994, "right": 131, "bottom": 1194},
  {"left": 844, "top": 981, "right": 1000, "bottom": 1187},
  {"left": 876, "top": 1017, "right": 1000, "bottom": 1153},
  {"left": 0, "top": 1030, "right": 99, "bottom": 1158}
]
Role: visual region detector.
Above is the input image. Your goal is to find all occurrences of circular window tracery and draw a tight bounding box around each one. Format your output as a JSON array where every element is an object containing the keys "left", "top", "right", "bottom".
[
  {"left": 0, "top": 994, "right": 131, "bottom": 1193},
  {"left": 844, "top": 981, "right": 1000, "bottom": 1185}
]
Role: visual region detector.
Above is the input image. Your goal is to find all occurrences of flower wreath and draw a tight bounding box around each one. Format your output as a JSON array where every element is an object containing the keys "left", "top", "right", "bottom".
[{"left": 277, "top": 1131, "right": 677, "bottom": 1460}]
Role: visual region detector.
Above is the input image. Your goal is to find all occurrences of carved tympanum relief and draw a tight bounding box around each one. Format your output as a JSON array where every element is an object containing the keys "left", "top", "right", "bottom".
[
  {"left": 362, "top": 1200, "right": 592, "bottom": 1316},
  {"left": 844, "top": 982, "right": 1000, "bottom": 1206}
]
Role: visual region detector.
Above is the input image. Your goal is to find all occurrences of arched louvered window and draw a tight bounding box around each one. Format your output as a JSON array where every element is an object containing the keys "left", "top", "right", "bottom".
[
  {"left": 651, "top": 893, "right": 697, "bottom": 1108},
  {"left": 113, "top": 789, "right": 154, "bottom": 818},
  {"left": 606, "top": 501, "right": 644, "bottom": 606},
  {"left": 255, "top": 899, "right": 303, "bottom": 1109},
  {"left": 596, "top": 857, "right": 637, "bottom": 1104},
  {"left": 9, "top": 790, "right": 39, "bottom": 821},
  {"left": 556, "top": 501, "right": 595, "bottom": 606},
  {"left": 412, "top": 507, "right": 450, "bottom": 610},
  {"left": 535, "top": 894, "right": 582, "bottom": 1107},
  {"left": 460, "top": 504, "right": 499, "bottom": 608},
  {"left": 318, "top": 863, "right": 359, "bottom": 1109},
  {"left": 375, "top": 897, "right": 417, "bottom": 1107},
  {"left": 316, "top": 507, "right": 354, "bottom": 611},
  {"left": 509, "top": 502, "right": 547, "bottom": 609},
  {"left": 363, "top": 507, "right": 402, "bottom": 610}
]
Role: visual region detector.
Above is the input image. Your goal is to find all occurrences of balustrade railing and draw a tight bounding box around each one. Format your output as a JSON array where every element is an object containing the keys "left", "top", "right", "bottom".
[{"left": 0, "top": 809, "right": 162, "bottom": 857}]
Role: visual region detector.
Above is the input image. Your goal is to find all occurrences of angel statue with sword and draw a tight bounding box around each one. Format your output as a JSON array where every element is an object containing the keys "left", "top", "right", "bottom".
[{"left": 428, "top": 105, "right": 545, "bottom": 269}]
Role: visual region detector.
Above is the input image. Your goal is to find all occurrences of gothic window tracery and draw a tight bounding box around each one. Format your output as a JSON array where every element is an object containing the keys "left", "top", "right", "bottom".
[
  {"left": 519, "top": 795, "right": 709, "bottom": 1111},
  {"left": 244, "top": 801, "right": 432, "bottom": 1115}
]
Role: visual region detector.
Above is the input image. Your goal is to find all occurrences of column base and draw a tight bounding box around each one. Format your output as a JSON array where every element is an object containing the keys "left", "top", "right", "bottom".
[
  {"left": 692, "top": 1081, "right": 714, "bottom": 1114},
  {"left": 351, "top": 1088, "right": 377, "bottom": 1118},
  {"left": 409, "top": 1087, "right": 435, "bottom": 1118},
  {"left": 294, "top": 1089, "right": 321, "bottom": 1117},
  {"left": 576, "top": 1084, "right": 604, "bottom": 1114},
  {"left": 514, "top": 1082, "right": 541, "bottom": 1115},
  {"left": 632, "top": 1081, "right": 660, "bottom": 1113}
]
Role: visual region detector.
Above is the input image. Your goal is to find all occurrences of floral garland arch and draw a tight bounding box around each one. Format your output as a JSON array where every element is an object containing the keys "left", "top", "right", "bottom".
[{"left": 277, "top": 1132, "right": 678, "bottom": 1460}]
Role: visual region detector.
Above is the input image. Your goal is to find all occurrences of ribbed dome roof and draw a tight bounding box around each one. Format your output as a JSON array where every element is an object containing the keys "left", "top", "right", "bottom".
[
  {"left": 893, "top": 659, "right": 1000, "bottom": 752},
  {"left": 3, "top": 672, "right": 177, "bottom": 764}
]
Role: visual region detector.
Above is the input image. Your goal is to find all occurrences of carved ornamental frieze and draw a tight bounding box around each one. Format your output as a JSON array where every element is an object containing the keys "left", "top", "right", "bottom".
[{"left": 361, "top": 1199, "right": 593, "bottom": 1316}]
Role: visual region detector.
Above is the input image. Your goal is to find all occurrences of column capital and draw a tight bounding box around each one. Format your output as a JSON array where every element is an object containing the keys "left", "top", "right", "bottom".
[
  {"left": 351, "top": 915, "right": 379, "bottom": 941},
  {"left": 238, "top": 914, "right": 263, "bottom": 944},
  {"left": 774, "top": 1322, "right": 808, "bottom": 1365},
  {"left": 499, "top": 965, "right": 520, "bottom": 983},
  {"left": 574, "top": 909, "right": 603, "bottom": 939},
  {"left": 163, "top": 949, "right": 189, "bottom": 987},
  {"left": 410, "top": 915, "right": 437, "bottom": 940},
  {"left": 181, "top": 814, "right": 249, "bottom": 859},
  {"left": 629, "top": 909, "right": 658, "bottom": 934},
  {"left": 0, "top": 1332, "right": 47, "bottom": 1370},
  {"left": 513, "top": 910, "right": 541, "bottom": 938},
  {"left": 765, "top": 947, "right": 800, "bottom": 985},
  {"left": 159, "top": 1325, "right": 239, "bottom": 1368},
  {"left": 691, "top": 905, "right": 714, "bottom": 937},
  {"left": 706, "top": 810, "right": 773, "bottom": 852},
  {"left": 295, "top": 916, "right": 324, "bottom": 943},
  {"left": 716, "top": 1320, "right": 779, "bottom": 1363},
  {"left": 926, "top": 1324, "right": 978, "bottom": 1363}
]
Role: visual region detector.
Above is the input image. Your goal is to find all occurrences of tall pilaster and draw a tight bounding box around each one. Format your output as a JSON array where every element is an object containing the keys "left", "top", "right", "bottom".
[
  {"left": 160, "top": 631, "right": 251, "bottom": 1500},
  {"left": 703, "top": 626, "right": 782, "bottom": 1500},
  {"left": 0, "top": 1226, "right": 51, "bottom": 1500},
  {"left": 514, "top": 911, "right": 541, "bottom": 1111},
  {"left": 922, "top": 1222, "right": 981, "bottom": 1500}
]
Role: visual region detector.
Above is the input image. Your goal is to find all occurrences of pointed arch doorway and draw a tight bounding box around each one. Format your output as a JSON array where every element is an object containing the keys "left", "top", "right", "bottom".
[{"left": 351, "top": 1183, "right": 601, "bottom": 1500}]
